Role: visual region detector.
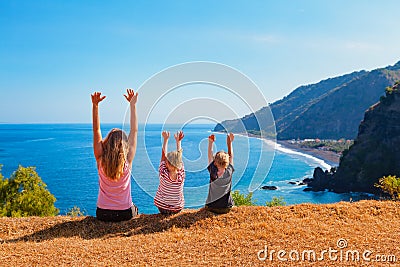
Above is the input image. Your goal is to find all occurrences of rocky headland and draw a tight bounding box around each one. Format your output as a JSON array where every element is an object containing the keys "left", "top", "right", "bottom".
[{"left": 307, "top": 82, "right": 400, "bottom": 193}]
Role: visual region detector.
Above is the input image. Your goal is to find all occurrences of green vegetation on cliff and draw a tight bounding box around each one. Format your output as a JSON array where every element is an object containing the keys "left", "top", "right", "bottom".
[
  {"left": 0, "top": 165, "right": 59, "bottom": 217},
  {"left": 296, "top": 139, "right": 353, "bottom": 154},
  {"left": 375, "top": 175, "right": 400, "bottom": 200}
]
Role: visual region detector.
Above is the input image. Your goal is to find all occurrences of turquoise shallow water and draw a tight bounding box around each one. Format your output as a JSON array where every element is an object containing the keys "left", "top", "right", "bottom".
[{"left": 0, "top": 123, "right": 370, "bottom": 215}]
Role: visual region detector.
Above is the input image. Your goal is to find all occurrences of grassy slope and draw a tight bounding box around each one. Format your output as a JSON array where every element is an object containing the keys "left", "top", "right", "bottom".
[{"left": 0, "top": 200, "right": 399, "bottom": 266}]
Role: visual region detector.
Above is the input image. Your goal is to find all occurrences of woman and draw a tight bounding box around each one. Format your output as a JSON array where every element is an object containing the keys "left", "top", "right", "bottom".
[{"left": 91, "top": 89, "right": 139, "bottom": 222}]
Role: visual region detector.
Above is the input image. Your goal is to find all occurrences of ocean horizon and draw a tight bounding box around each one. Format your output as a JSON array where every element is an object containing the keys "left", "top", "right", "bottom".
[{"left": 0, "top": 123, "right": 372, "bottom": 215}]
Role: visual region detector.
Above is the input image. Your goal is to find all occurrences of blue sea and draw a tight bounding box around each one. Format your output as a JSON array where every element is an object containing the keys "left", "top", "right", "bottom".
[{"left": 0, "top": 124, "right": 369, "bottom": 215}]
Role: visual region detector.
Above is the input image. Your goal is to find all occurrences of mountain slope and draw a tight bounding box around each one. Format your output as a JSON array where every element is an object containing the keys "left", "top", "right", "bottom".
[
  {"left": 214, "top": 61, "right": 400, "bottom": 140},
  {"left": 214, "top": 70, "right": 365, "bottom": 134},
  {"left": 279, "top": 67, "right": 400, "bottom": 139},
  {"left": 270, "top": 70, "right": 366, "bottom": 134}
]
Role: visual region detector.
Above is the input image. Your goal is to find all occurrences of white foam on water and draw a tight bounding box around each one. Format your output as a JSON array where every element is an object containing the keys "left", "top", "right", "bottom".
[{"left": 273, "top": 141, "right": 332, "bottom": 170}]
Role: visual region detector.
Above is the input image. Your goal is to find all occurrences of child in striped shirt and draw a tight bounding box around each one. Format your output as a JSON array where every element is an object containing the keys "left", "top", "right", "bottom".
[{"left": 154, "top": 130, "right": 185, "bottom": 215}]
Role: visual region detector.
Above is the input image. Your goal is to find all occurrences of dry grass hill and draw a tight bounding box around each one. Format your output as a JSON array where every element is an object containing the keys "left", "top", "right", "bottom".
[{"left": 0, "top": 200, "right": 399, "bottom": 266}]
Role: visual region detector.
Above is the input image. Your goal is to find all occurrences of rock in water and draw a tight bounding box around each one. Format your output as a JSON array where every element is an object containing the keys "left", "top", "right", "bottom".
[
  {"left": 302, "top": 178, "right": 313, "bottom": 184},
  {"left": 261, "top": 185, "right": 278, "bottom": 190},
  {"left": 307, "top": 167, "right": 332, "bottom": 192}
]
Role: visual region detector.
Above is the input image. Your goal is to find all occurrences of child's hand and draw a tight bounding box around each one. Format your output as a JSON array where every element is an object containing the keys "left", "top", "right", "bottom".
[
  {"left": 162, "top": 131, "right": 170, "bottom": 140},
  {"left": 174, "top": 131, "right": 184, "bottom": 141},
  {"left": 91, "top": 92, "right": 106, "bottom": 105},
  {"left": 124, "top": 88, "right": 138, "bottom": 104},
  {"left": 227, "top": 133, "right": 234, "bottom": 143},
  {"left": 208, "top": 134, "right": 215, "bottom": 142}
]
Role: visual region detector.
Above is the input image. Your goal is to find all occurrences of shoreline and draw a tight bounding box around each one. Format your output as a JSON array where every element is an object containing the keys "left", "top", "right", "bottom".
[
  {"left": 230, "top": 131, "right": 339, "bottom": 169},
  {"left": 277, "top": 140, "right": 340, "bottom": 167}
]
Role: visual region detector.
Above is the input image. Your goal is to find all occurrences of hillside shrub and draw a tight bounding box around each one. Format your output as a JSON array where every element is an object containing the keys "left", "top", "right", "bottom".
[
  {"left": 0, "top": 165, "right": 59, "bottom": 217},
  {"left": 385, "top": 81, "right": 399, "bottom": 96},
  {"left": 66, "top": 206, "right": 86, "bottom": 217},
  {"left": 265, "top": 196, "right": 286, "bottom": 207},
  {"left": 375, "top": 175, "right": 400, "bottom": 200},
  {"left": 231, "top": 190, "right": 257, "bottom": 206}
]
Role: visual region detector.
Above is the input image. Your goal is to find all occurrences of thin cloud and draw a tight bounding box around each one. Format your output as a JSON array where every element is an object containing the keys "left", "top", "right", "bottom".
[
  {"left": 299, "top": 37, "right": 385, "bottom": 53},
  {"left": 251, "top": 34, "right": 281, "bottom": 44},
  {"left": 343, "top": 41, "right": 382, "bottom": 52}
]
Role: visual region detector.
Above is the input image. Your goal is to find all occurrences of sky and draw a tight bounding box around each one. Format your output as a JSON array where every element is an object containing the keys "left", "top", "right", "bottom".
[{"left": 1, "top": 0, "right": 400, "bottom": 124}]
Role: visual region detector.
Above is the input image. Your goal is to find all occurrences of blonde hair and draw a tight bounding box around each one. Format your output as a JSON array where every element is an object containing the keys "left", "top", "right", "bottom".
[
  {"left": 214, "top": 151, "right": 229, "bottom": 168},
  {"left": 101, "top": 128, "right": 129, "bottom": 181},
  {"left": 166, "top": 150, "right": 183, "bottom": 169}
]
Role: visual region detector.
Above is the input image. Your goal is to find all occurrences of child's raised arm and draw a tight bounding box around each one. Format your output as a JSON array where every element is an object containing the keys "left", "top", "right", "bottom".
[
  {"left": 161, "top": 131, "right": 170, "bottom": 162},
  {"left": 174, "top": 130, "right": 184, "bottom": 152},
  {"left": 227, "top": 133, "right": 234, "bottom": 165},
  {"left": 208, "top": 134, "right": 215, "bottom": 164},
  {"left": 124, "top": 89, "right": 139, "bottom": 163},
  {"left": 91, "top": 92, "right": 106, "bottom": 161}
]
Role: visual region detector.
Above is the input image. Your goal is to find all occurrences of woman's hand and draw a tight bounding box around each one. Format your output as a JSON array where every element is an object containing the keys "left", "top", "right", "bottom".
[
  {"left": 174, "top": 131, "right": 184, "bottom": 142},
  {"left": 124, "top": 88, "right": 138, "bottom": 104},
  {"left": 162, "top": 131, "right": 170, "bottom": 140},
  {"left": 91, "top": 92, "right": 106, "bottom": 106}
]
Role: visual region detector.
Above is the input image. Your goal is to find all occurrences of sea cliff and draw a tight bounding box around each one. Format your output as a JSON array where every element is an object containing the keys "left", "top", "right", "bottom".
[{"left": 308, "top": 82, "right": 400, "bottom": 193}]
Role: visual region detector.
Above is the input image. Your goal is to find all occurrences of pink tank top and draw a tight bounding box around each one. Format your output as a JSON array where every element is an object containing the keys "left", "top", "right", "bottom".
[{"left": 97, "top": 162, "right": 133, "bottom": 210}]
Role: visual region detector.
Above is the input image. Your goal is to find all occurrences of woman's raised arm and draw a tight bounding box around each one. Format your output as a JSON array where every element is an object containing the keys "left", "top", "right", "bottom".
[
  {"left": 91, "top": 92, "right": 106, "bottom": 161},
  {"left": 124, "top": 89, "right": 139, "bottom": 163}
]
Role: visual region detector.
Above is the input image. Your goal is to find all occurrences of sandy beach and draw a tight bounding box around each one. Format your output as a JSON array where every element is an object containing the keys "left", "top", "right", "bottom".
[
  {"left": 243, "top": 132, "right": 341, "bottom": 167},
  {"left": 277, "top": 140, "right": 340, "bottom": 167}
]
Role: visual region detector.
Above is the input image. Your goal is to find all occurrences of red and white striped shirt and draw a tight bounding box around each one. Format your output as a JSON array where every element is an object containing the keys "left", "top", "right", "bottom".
[{"left": 154, "top": 161, "right": 185, "bottom": 211}]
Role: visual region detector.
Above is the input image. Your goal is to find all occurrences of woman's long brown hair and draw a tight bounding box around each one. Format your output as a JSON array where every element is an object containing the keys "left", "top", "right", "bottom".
[{"left": 101, "top": 128, "right": 129, "bottom": 181}]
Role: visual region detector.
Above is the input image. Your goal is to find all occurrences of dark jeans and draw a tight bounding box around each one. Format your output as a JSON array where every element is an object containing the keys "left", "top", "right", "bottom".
[
  {"left": 205, "top": 205, "right": 232, "bottom": 214},
  {"left": 158, "top": 207, "right": 181, "bottom": 215},
  {"left": 96, "top": 205, "right": 138, "bottom": 222}
]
